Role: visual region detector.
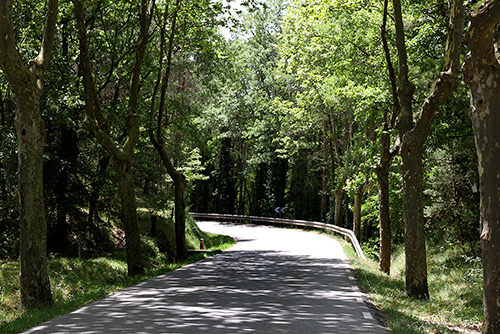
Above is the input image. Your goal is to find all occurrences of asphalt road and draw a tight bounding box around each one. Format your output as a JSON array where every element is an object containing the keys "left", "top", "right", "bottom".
[{"left": 23, "top": 221, "right": 387, "bottom": 334}]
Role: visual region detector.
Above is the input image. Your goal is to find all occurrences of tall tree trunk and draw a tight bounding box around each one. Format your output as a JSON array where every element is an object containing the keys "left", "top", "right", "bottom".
[
  {"left": 353, "top": 193, "right": 362, "bottom": 241},
  {"left": 148, "top": 0, "right": 188, "bottom": 260},
  {"left": 353, "top": 181, "right": 375, "bottom": 242},
  {"left": 378, "top": 0, "right": 399, "bottom": 276},
  {"left": 0, "top": 0, "right": 58, "bottom": 309},
  {"left": 392, "top": 0, "right": 464, "bottom": 299},
  {"left": 333, "top": 188, "right": 344, "bottom": 226},
  {"left": 174, "top": 177, "right": 187, "bottom": 260},
  {"left": 400, "top": 142, "right": 428, "bottom": 298},
  {"left": 73, "top": 0, "right": 153, "bottom": 275},
  {"left": 219, "top": 137, "right": 236, "bottom": 214},
  {"left": 376, "top": 128, "right": 392, "bottom": 274},
  {"left": 150, "top": 138, "right": 188, "bottom": 260},
  {"left": 252, "top": 163, "right": 267, "bottom": 216},
  {"left": 17, "top": 93, "right": 52, "bottom": 308},
  {"left": 88, "top": 155, "right": 110, "bottom": 230},
  {"left": 115, "top": 158, "right": 143, "bottom": 275},
  {"left": 321, "top": 119, "right": 329, "bottom": 222},
  {"left": 463, "top": 3, "right": 500, "bottom": 332}
]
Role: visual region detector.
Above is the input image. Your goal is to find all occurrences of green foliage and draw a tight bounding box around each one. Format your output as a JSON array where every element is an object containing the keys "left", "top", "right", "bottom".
[
  {"left": 424, "top": 86, "right": 479, "bottom": 250},
  {"left": 0, "top": 88, "right": 18, "bottom": 259},
  {"left": 424, "top": 148, "right": 479, "bottom": 249},
  {"left": 0, "top": 0, "right": 485, "bottom": 329}
]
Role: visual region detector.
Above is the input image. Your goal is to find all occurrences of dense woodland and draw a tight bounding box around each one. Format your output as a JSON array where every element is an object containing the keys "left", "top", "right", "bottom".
[{"left": 1, "top": 0, "right": 500, "bottom": 332}]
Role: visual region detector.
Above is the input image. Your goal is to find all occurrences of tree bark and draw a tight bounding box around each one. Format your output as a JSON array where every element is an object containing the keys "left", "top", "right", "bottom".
[
  {"left": 378, "top": 0, "right": 399, "bottom": 275},
  {"left": 400, "top": 140, "right": 428, "bottom": 298},
  {"left": 376, "top": 152, "right": 391, "bottom": 274},
  {"left": 0, "top": 0, "right": 58, "bottom": 309},
  {"left": 463, "top": 2, "right": 500, "bottom": 332},
  {"left": 321, "top": 119, "right": 329, "bottom": 222},
  {"left": 88, "top": 155, "right": 110, "bottom": 230},
  {"left": 353, "top": 181, "right": 375, "bottom": 242},
  {"left": 272, "top": 158, "right": 287, "bottom": 209},
  {"left": 333, "top": 188, "right": 344, "bottom": 227},
  {"left": 375, "top": 126, "right": 394, "bottom": 274},
  {"left": 148, "top": 0, "right": 188, "bottom": 260},
  {"left": 150, "top": 136, "right": 188, "bottom": 260},
  {"left": 353, "top": 193, "right": 362, "bottom": 241},
  {"left": 17, "top": 91, "right": 52, "bottom": 308},
  {"left": 115, "top": 158, "right": 144, "bottom": 275},
  {"left": 392, "top": 0, "right": 464, "bottom": 299},
  {"left": 174, "top": 175, "right": 187, "bottom": 260}
]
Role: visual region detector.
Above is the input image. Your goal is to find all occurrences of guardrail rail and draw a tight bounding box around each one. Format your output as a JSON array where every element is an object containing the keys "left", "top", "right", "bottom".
[{"left": 190, "top": 212, "right": 366, "bottom": 260}]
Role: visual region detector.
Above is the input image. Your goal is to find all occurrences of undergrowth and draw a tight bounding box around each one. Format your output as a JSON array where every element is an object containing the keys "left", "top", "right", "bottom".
[
  {"left": 0, "top": 214, "right": 235, "bottom": 334},
  {"left": 343, "top": 240, "right": 483, "bottom": 334}
]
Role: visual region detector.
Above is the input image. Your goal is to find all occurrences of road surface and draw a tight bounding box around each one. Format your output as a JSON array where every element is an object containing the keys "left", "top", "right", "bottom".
[{"left": 23, "top": 221, "right": 387, "bottom": 334}]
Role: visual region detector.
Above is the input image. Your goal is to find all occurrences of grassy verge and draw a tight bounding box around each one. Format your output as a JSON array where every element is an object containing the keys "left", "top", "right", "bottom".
[
  {"left": 0, "top": 229, "right": 234, "bottom": 334},
  {"left": 343, "top": 240, "right": 483, "bottom": 334}
]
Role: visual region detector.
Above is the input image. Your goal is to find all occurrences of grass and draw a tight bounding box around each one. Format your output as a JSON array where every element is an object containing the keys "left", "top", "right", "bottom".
[
  {"left": 0, "top": 225, "right": 235, "bottom": 334},
  {"left": 343, "top": 240, "right": 483, "bottom": 333}
]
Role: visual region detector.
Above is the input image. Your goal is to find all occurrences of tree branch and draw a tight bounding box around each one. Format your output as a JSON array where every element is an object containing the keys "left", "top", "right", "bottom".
[
  {"left": 392, "top": 0, "right": 414, "bottom": 135},
  {"left": 381, "top": 0, "right": 399, "bottom": 127},
  {"left": 33, "top": 0, "right": 59, "bottom": 73},
  {"left": 73, "top": 0, "right": 117, "bottom": 156},
  {"left": 123, "top": 0, "right": 155, "bottom": 155},
  {"left": 157, "top": 0, "right": 181, "bottom": 141},
  {"left": 0, "top": 0, "right": 57, "bottom": 95},
  {"left": 412, "top": 0, "right": 465, "bottom": 144}
]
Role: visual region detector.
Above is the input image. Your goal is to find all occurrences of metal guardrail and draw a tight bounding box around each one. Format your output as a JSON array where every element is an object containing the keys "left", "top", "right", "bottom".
[{"left": 190, "top": 212, "right": 366, "bottom": 260}]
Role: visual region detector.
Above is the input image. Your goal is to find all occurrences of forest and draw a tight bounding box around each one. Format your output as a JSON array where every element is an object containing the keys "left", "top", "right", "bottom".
[{"left": 1, "top": 0, "right": 500, "bottom": 333}]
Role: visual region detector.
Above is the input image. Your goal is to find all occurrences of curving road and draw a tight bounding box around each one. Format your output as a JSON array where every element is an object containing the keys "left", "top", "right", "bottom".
[{"left": 23, "top": 221, "right": 387, "bottom": 334}]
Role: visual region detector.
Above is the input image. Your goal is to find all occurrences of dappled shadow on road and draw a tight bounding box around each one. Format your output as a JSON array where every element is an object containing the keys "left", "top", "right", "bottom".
[{"left": 25, "top": 250, "right": 386, "bottom": 333}]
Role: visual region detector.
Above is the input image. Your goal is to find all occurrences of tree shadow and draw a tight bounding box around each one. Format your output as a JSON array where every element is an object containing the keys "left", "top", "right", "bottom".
[{"left": 23, "top": 248, "right": 386, "bottom": 333}]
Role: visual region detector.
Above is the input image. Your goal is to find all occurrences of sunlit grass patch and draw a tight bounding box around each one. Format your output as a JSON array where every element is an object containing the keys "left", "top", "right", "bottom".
[
  {"left": 343, "top": 241, "right": 482, "bottom": 333},
  {"left": 0, "top": 226, "right": 235, "bottom": 334}
]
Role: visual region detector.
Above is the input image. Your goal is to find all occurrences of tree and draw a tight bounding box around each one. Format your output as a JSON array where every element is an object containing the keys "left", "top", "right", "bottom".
[
  {"left": 194, "top": 0, "right": 293, "bottom": 218},
  {"left": 391, "top": 0, "right": 464, "bottom": 299},
  {"left": 73, "top": 0, "right": 154, "bottom": 276},
  {"left": 149, "top": 0, "right": 188, "bottom": 260},
  {"left": 148, "top": 0, "right": 226, "bottom": 259},
  {"left": 463, "top": 1, "right": 500, "bottom": 332},
  {"left": 376, "top": 0, "right": 401, "bottom": 275},
  {"left": 0, "top": 0, "right": 58, "bottom": 309},
  {"left": 280, "top": 0, "right": 378, "bottom": 224}
]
